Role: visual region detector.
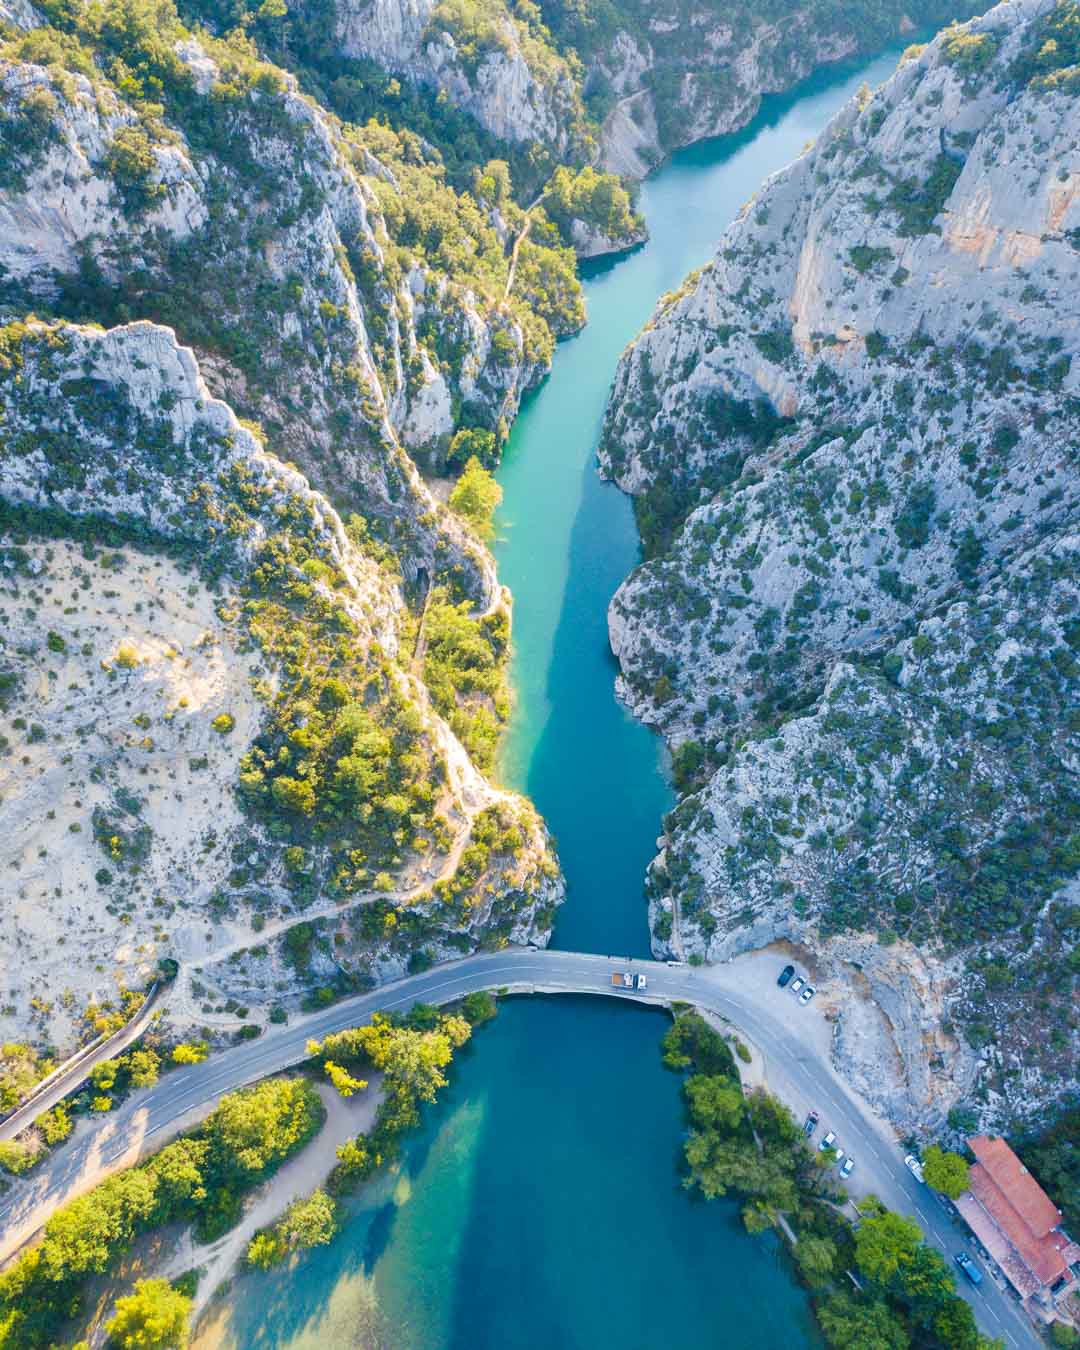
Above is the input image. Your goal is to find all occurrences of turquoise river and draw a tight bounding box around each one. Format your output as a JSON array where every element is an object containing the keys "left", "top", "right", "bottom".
[{"left": 199, "top": 43, "right": 907, "bottom": 1350}]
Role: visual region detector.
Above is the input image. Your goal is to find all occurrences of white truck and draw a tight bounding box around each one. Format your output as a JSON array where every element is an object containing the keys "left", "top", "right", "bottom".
[{"left": 611, "top": 972, "right": 648, "bottom": 991}]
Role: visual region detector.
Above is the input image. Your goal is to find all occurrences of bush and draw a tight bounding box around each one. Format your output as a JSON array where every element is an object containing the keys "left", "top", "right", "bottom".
[
  {"left": 448, "top": 456, "right": 502, "bottom": 537},
  {"left": 103, "top": 125, "right": 165, "bottom": 214},
  {"left": 105, "top": 1277, "right": 190, "bottom": 1349}
]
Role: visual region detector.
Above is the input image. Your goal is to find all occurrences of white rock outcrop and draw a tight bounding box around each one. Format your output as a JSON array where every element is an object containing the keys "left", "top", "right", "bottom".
[{"left": 601, "top": 0, "right": 1080, "bottom": 1130}]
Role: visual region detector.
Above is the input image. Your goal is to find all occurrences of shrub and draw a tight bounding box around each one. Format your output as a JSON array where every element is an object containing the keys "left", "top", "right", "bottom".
[
  {"left": 448, "top": 456, "right": 502, "bottom": 537},
  {"left": 171, "top": 1041, "right": 208, "bottom": 1065},
  {"left": 103, "top": 125, "right": 165, "bottom": 213},
  {"left": 105, "top": 1277, "right": 190, "bottom": 1349}
]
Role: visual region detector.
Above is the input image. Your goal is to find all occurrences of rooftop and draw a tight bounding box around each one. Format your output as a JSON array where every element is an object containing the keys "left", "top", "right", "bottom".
[{"left": 964, "top": 1136, "right": 1070, "bottom": 1292}]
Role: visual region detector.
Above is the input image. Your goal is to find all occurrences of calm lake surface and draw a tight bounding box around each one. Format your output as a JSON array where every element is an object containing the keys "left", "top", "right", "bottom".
[{"left": 198, "top": 43, "right": 907, "bottom": 1349}]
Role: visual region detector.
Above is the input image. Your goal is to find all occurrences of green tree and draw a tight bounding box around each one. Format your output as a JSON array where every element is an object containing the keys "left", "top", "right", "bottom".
[
  {"left": 106, "top": 1277, "right": 190, "bottom": 1349},
  {"left": 126, "top": 1048, "right": 161, "bottom": 1089},
  {"left": 448, "top": 456, "right": 501, "bottom": 537},
  {"left": 921, "top": 1145, "right": 970, "bottom": 1199},
  {"left": 330, "top": 1134, "right": 383, "bottom": 1193},
  {"left": 324, "top": 1060, "right": 368, "bottom": 1098},
  {"left": 795, "top": 1233, "right": 838, "bottom": 1287},
  {"left": 931, "top": 1294, "right": 995, "bottom": 1350},
  {"left": 276, "top": 1189, "right": 340, "bottom": 1251},
  {"left": 37, "top": 1103, "right": 74, "bottom": 1146},
  {"left": 39, "top": 1166, "right": 160, "bottom": 1280},
  {"left": 0, "top": 1139, "right": 36, "bottom": 1175},
  {"left": 461, "top": 990, "right": 497, "bottom": 1024},
  {"left": 247, "top": 1228, "right": 288, "bottom": 1269},
  {"left": 854, "top": 1210, "right": 922, "bottom": 1283},
  {"left": 896, "top": 1243, "right": 955, "bottom": 1322},
  {"left": 684, "top": 1074, "right": 744, "bottom": 1131},
  {"left": 171, "top": 1041, "right": 208, "bottom": 1065},
  {"left": 204, "top": 1078, "right": 320, "bottom": 1178},
  {"left": 817, "top": 1292, "right": 910, "bottom": 1349},
  {"left": 447, "top": 426, "right": 497, "bottom": 470}
]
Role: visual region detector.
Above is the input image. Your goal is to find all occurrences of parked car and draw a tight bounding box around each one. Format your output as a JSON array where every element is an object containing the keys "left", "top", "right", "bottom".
[
  {"left": 955, "top": 1253, "right": 983, "bottom": 1288},
  {"left": 833, "top": 1148, "right": 847, "bottom": 1168},
  {"left": 819, "top": 1131, "right": 837, "bottom": 1153},
  {"left": 840, "top": 1157, "right": 855, "bottom": 1179},
  {"left": 789, "top": 976, "right": 805, "bottom": 996},
  {"left": 778, "top": 964, "right": 795, "bottom": 988},
  {"left": 905, "top": 1154, "right": 926, "bottom": 1184},
  {"left": 804, "top": 1111, "right": 819, "bottom": 1137},
  {"left": 635, "top": 973, "right": 648, "bottom": 991},
  {"left": 799, "top": 985, "right": 815, "bottom": 1005}
]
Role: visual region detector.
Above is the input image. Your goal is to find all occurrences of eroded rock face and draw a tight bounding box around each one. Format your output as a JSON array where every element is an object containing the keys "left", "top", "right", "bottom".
[
  {"left": 307, "top": 0, "right": 585, "bottom": 155},
  {"left": 0, "top": 30, "right": 552, "bottom": 601},
  {"left": 590, "top": 0, "right": 974, "bottom": 176},
  {"left": 0, "top": 319, "right": 563, "bottom": 1050},
  {"left": 602, "top": 0, "right": 1080, "bottom": 1130}
]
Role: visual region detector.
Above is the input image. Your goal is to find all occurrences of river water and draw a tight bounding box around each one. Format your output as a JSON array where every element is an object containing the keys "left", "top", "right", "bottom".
[{"left": 197, "top": 43, "right": 906, "bottom": 1350}]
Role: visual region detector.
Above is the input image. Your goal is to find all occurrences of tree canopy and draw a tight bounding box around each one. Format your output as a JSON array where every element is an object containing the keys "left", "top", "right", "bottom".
[
  {"left": 921, "top": 1146, "right": 970, "bottom": 1199},
  {"left": 105, "top": 1278, "right": 190, "bottom": 1350}
]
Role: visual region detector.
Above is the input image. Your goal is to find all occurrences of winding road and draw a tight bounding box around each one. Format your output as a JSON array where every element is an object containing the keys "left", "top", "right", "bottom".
[{"left": 0, "top": 947, "right": 1038, "bottom": 1348}]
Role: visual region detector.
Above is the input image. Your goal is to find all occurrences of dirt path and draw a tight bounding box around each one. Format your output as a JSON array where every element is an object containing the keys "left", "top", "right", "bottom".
[{"left": 503, "top": 195, "right": 543, "bottom": 301}]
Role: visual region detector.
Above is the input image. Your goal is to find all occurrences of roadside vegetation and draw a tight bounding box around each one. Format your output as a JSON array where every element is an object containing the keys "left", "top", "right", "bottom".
[
  {"left": 662, "top": 1011, "right": 1001, "bottom": 1350},
  {"left": 0, "top": 1077, "right": 321, "bottom": 1348},
  {"left": 0, "top": 996, "right": 494, "bottom": 1346}
]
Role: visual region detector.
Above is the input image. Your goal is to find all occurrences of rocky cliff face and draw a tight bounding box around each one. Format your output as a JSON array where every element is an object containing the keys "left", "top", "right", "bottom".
[
  {"left": 0, "top": 10, "right": 581, "bottom": 603},
  {"left": 594, "top": 8, "right": 861, "bottom": 177},
  {"left": 602, "top": 0, "right": 1080, "bottom": 1131},
  {"left": 0, "top": 0, "right": 572, "bottom": 1052},
  {"left": 298, "top": 0, "right": 588, "bottom": 156},
  {"left": 567, "top": 0, "right": 977, "bottom": 178},
  {"left": 0, "top": 317, "right": 562, "bottom": 1050}
]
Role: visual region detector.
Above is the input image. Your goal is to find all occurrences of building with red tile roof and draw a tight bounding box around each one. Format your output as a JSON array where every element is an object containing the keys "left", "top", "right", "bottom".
[{"left": 955, "top": 1135, "right": 1079, "bottom": 1316}]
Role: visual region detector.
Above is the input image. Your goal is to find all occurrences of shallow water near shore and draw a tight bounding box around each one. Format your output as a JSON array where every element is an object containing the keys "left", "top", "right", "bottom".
[{"left": 195, "top": 40, "right": 908, "bottom": 1350}]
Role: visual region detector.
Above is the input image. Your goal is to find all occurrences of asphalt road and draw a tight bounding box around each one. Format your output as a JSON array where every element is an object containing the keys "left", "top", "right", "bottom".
[{"left": 0, "top": 948, "right": 1040, "bottom": 1347}]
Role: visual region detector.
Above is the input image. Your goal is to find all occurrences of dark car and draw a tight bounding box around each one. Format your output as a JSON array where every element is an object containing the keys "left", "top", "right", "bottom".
[
  {"left": 955, "top": 1253, "right": 983, "bottom": 1288},
  {"left": 778, "top": 964, "right": 796, "bottom": 988},
  {"left": 804, "top": 1110, "right": 819, "bottom": 1137}
]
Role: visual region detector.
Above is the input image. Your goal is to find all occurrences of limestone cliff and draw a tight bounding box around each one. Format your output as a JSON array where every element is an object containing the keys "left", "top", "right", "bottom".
[
  {"left": 310, "top": 0, "right": 588, "bottom": 156},
  {"left": 0, "top": 318, "right": 562, "bottom": 1051},
  {"left": 0, "top": 0, "right": 576, "bottom": 1054},
  {"left": 0, "top": 9, "right": 582, "bottom": 602},
  {"left": 602, "top": 0, "right": 1080, "bottom": 1131}
]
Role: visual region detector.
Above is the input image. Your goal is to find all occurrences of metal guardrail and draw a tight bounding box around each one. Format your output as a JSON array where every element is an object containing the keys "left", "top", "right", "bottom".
[{"left": 0, "top": 981, "right": 160, "bottom": 1142}]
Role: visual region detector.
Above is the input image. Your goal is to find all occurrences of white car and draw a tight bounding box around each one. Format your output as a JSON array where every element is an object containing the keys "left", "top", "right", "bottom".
[
  {"left": 789, "top": 976, "right": 805, "bottom": 996},
  {"left": 840, "top": 1157, "right": 855, "bottom": 1179},
  {"left": 819, "top": 1130, "right": 837, "bottom": 1153},
  {"left": 799, "top": 985, "right": 815, "bottom": 1005},
  {"left": 905, "top": 1154, "right": 926, "bottom": 1184},
  {"left": 833, "top": 1148, "right": 846, "bottom": 1168},
  {"left": 635, "top": 973, "right": 648, "bottom": 991}
]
